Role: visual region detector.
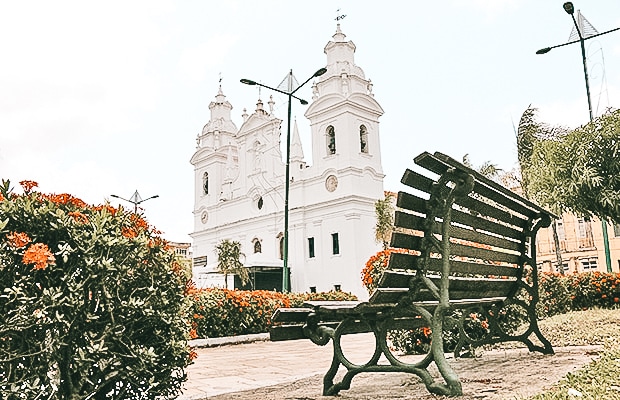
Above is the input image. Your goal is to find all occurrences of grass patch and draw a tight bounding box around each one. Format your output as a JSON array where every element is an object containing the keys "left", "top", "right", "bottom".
[{"left": 520, "top": 308, "right": 620, "bottom": 399}]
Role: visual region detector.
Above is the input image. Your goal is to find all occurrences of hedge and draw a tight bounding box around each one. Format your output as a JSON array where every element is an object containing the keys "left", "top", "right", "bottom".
[
  {"left": 188, "top": 286, "right": 357, "bottom": 339},
  {"left": 0, "top": 180, "right": 192, "bottom": 399}
]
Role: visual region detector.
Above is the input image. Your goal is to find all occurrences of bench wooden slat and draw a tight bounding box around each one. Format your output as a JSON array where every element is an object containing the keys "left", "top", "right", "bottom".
[
  {"left": 394, "top": 211, "right": 523, "bottom": 252},
  {"left": 451, "top": 208, "right": 524, "bottom": 240},
  {"left": 376, "top": 272, "right": 515, "bottom": 302},
  {"left": 450, "top": 242, "right": 520, "bottom": 264},
  {"left": 379, "top": 270, "right": 517, "bottom": 289},
  {"left": 387, "top": 252, "right": 521, "bottom": 277},
  {"left": 400, "top": 168, "right": 435, "bottom": 193},
  {"left": 453, "top": 195, "right": 528, "bottom": 229},
  {"left": 432, "top": 152, "right": 556, "bottom": 218},
  {"left": 271, "top": 308, "right": 314, "bottom": 323},
  {"left": 413, "top": 152, "right": 547, "bottom": 219},
  {"left": 369, "top": 287, "right": 508, "bottom": 308},
  {"left": 396, "top": 192, "right": 525, "bottom": 240},
  {"left": 390, "top": 232, "right": 520, "bottom": 264},
  {"left": 400, "top": 168, "right": 530, "bottom": 229}
]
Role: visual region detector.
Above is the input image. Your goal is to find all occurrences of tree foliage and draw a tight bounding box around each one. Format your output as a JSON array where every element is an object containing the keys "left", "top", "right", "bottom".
[
  {"left": 374, "top": 194, "right": 394, "bottom": 249},
  {"left": 526, "top": 109, "right": 620, "bottom": 223},
  {"left": 462, "top": 154, "right": 501, "bottom": 180},
  {"left": 0, "top": 180, "right": 192, "bottom": 400},
  {"left": 215, "top": 239, "right": 248, "bottom": 289}
]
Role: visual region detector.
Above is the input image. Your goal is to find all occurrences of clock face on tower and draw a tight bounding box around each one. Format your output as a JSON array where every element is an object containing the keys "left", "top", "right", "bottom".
[
  {"left": 325, "top": 175, "right": 338, "bottom": 192},
  {"left": 200, "top": 211, "right": 209, "bottom": 224}
]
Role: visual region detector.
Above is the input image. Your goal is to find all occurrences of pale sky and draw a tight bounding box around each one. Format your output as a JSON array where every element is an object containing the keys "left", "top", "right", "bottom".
[{"left": 1, "top": 1, "right": 619, "bottom": 243}]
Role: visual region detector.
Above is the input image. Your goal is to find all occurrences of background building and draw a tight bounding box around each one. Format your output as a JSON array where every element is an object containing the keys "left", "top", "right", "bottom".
[
  {"left": 536, "top": 214, "right": 620, "bottom": 274},
  {"left": 190, "top": 24, "right": 384, "bottom": 299}
]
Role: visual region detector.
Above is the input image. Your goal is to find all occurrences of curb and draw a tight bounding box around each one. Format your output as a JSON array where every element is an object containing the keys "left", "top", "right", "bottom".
[{"left": 189, "top": 332, "right": 270, "bottom": 348}]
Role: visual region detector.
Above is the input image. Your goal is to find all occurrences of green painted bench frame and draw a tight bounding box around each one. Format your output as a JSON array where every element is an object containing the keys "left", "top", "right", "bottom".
[{"left": 269, "top": 151, "right": 555, "bottom": 397}]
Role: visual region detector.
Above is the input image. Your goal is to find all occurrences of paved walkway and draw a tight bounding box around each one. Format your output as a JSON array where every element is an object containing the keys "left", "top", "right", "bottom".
[
  {"left": 179, "top": 333, "right": 378, "bottom": 399},
  {"left": 178, "top": 334, "right": 602, "bottom": 400}
]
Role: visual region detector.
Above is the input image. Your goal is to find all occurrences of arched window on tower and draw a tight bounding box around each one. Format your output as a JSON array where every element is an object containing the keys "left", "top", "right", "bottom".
[
  {"left": 203, "top": 172, "right": 209, "bottom": 195},
  {"left": 326, "top": 125, "right": 336, "bottom": 155},
  {"left": 360, "top": 125, "right": 368, "bottom": 153},
  {"left": 253, "top": 238, "right": 262, "bottom": 254}
]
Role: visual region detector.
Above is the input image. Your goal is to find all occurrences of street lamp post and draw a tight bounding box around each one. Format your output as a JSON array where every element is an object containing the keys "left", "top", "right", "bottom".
[
  {"left": 241, "top": 67, "right": 327, "bottom": 292},
  {"left": 111, "top": 190, "right": 159, "bottom": 213},
  {"left": 537, "top": 2, "right": 619, "bottom": 273}
]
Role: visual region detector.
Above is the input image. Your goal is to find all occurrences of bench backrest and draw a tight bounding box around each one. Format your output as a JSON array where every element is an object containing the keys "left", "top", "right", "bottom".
[{"left": 369, "top": 151, "right": 553, "bottom": 306}]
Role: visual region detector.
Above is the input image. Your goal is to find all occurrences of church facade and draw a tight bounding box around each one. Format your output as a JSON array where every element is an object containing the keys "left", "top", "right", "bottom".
[{"left": 190, "top": 25, "right": 385, "bottom": 299}]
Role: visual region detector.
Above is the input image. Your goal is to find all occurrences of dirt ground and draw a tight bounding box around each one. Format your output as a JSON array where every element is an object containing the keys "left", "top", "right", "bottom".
[{"left": 207, "top": 345, "right": 602, "bottom": 400}]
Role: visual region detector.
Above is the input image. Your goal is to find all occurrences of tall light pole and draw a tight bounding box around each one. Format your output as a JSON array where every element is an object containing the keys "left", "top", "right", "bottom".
[
  {"left": 111, "top": 190, "right": 159, "bottom": 213},
  {"left": 241, "top": 67, "right": 327, "bottom": 292},
  {"left": 537, "top": 2, "right": 619, "bottom": 273}
]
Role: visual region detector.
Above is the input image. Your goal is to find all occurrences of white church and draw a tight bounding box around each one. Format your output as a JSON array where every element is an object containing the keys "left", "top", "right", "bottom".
[{"left": 190, "top": 24, "right": 385, "bottom": 299}]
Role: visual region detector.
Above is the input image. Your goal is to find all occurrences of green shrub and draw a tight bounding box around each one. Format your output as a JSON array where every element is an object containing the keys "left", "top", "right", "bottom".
[
  {"left": 188, "top": 288, "right": 358, "bottom": 339},
  {"left": 537, "top": 272, "right": 572, "bottom": 318},
  {"left": 188, "top": 287, "right": 290, "bottom": 338},
  {"left": 565, "top": 271, "right": 620, "bottom": 310},
  {"left": 0, "top": 180, "right": 192, "bottom": 399},
  {"left": 286, "top": 290, "right": 358, "bottom": 308}
]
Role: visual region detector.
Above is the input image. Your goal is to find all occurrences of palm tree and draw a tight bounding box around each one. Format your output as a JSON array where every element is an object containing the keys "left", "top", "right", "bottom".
[
  {"left": 375, "top": 193, "right": 395, "bottom": 249},
  {"left": 516, "top": 106, "right": 564, "bottom": 274},
  {"left": 462, "top": 154, "right": 502, "bottom": 180},
  {"left": 215, "top": 239, "right": 249, "bottom": 289}
]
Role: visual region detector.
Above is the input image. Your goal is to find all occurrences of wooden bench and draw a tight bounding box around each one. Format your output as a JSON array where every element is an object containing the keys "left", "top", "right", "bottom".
[{"left": 269, "top": 151, "right": 555, "bottom": 397}]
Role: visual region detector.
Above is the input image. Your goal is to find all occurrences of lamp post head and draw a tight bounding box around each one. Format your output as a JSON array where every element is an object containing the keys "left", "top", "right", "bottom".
[
  {"left": 299, "top": 99, "right": 309, "bottom": 105},
  {"left": 563, "top": 2, "right": 574, "bottom": 15},
  {"left": 536, "top": 47, "right": 552, "bottom": 55},
  {"left": 313, "top": 67, "right": 328, "bottom": 77},
  {"left": 240, "top": 78, "right": 257, "bottom": 85}
]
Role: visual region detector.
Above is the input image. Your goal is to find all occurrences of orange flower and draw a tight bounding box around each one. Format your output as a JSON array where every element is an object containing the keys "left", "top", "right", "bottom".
[
  {"left": 189, "top": 329, "right": 198, "bottom": 339},
  {"left": 6, "top": 232, "right": 32, "bottom": 248},
  {"left": 421, "top": 327, "right": 432, "bottom": 337},
  {"left": 614, "top": 298, "right": 619, "bottom": 303},
  {"left": 0, "top": 193, "right": 4, "bottom": 201},
  {"left": 189, "top": 349, "right": 198, "bottom": 361},
  {"left": 93, "top": 204, "right": 117, "bottom": 216},
  {"left": 122, "top": 227, "right": 137, "bottom": 239},
  {"left": 130, "top": 214, "right": 149, "bottom": 230},
  {"left": 22, "top": 243, "right": 55, "bottom": 270},
  {"left": 19, "top": 180, "right": 38, "bottom": 193},
  {"left": 68, "top": 211, "right": 89, "bottom": 224},
  {"left": 43, "top": 193, "right": 87, "bottom": 208}
]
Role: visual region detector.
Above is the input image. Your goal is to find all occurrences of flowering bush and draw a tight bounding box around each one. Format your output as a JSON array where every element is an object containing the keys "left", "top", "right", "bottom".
[
  {"left": 537, "top": 272, "right": 572, "bottom": 318},
  {"left": 0, "top": 180, "right": 192, "bottom": 399},
  {"left": 286, "top": 290, "right": 358, "bottom": 307},
  {"left": 188, "top": 288, "right": 357, "bottom": 339},
  {"left": 188, "top": 287, "right": 290, "bottom": 338},
  {"left": 544, "top": 271, "right": 620, "bottom": 312}
]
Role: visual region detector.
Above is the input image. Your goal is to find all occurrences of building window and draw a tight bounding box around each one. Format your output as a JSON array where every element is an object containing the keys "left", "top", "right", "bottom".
[
  {"left": 331, "top": 233, "right": 340, "bottom": 255},
  {"left": 203, "top": 172, "right": 209, "bottom": 195},
  {"left": 253, "top": 239, "right": 262, "bottom": 254},
  {"left": 257, "top": 197, "right": 264, "bottom": 210},
  {"left": 555, "top": 219, "right": 565, "bottom": 240},
  {"left": 614, "top": 223, "right": 620, "bottom": 237},
  {"left": 581, "top": 258, "right": 598, "bottom": 270},
  {"left": 577, "top": 218, "right": 587, "bottom": 238},
  {"left": 326, "top": 125, "right": 336, "bottom": 155},
  {"left": 360, "top": 125, "right": 368, "bottom": 153},
  {"left": 308, "top": 237, "right": 315, "bottom": 258}
]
